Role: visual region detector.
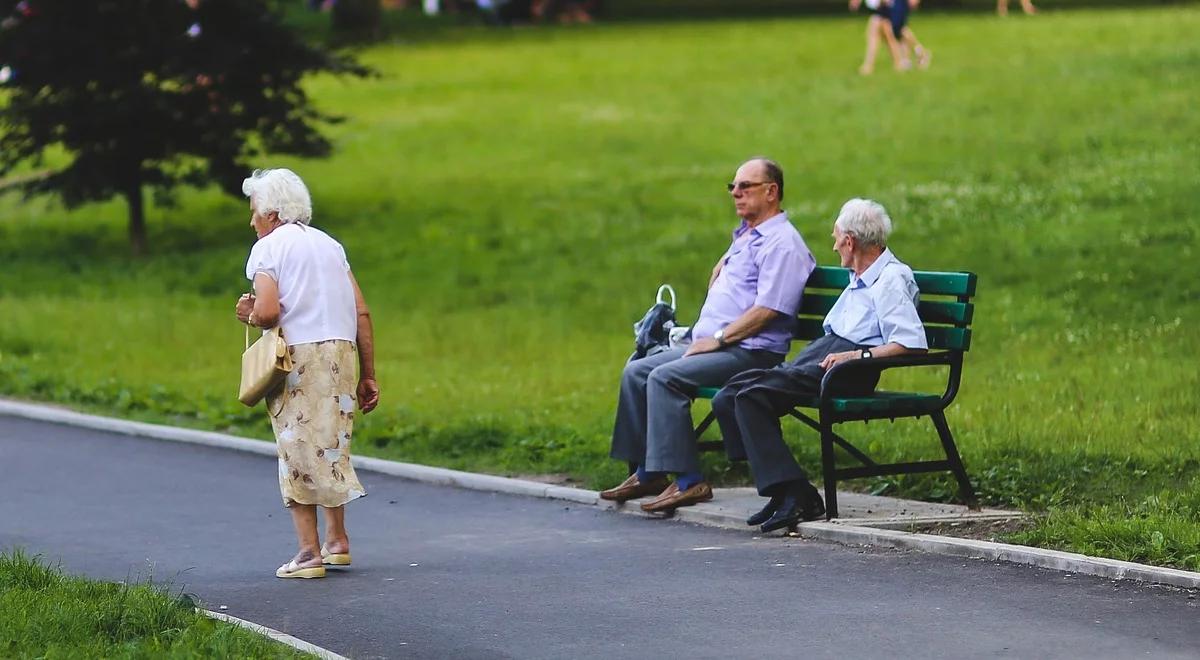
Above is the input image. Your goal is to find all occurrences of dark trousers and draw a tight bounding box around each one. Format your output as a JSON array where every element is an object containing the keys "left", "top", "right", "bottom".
[
  {"left": 610, "top": 346, "right": 783, "bottom": 475},
  {"left": 712, "top": 334, "right": 879, "bottom": 496}
]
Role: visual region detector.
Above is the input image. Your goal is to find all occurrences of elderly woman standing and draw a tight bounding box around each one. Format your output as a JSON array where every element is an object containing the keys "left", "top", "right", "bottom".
[{"left": 234, "top": 168, "right": 379, "bottom": 579}]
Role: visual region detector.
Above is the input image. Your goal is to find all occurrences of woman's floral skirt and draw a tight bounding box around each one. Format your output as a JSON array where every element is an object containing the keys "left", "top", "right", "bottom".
[{"left": 267, "top": 339, "right": 366, "bottom": 508}]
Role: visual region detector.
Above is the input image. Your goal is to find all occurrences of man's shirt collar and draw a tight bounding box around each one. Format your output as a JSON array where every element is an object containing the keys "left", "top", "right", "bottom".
[
  {"left": 850, "top": 247, "right": 897, "bottom": 289},
  {"left": 734, "top": 211, "right": 788, "bottom": 239}
]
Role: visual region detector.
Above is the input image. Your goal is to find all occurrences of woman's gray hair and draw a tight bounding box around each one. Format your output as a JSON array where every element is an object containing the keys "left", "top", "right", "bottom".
[
  {"left": 835, "top": 198, "right": 892, "bottom": 248},
  {"left": 242, "top": 168, "right": 312, "bottom": 225}
]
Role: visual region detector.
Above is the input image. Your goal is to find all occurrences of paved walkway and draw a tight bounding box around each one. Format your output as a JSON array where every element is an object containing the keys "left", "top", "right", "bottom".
[{"left": 3, "top": 416, "right": 1199, "bottom": 659}]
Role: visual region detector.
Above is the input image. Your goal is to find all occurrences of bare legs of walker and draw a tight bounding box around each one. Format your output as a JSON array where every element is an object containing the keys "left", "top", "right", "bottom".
[
  {"left": 902, "top": 27, "right": 932, "bottom": 70},
  {"left": 859, "top": 15, "right": 890, "bottom": 75},
  {"left": 997, "top": 0, "right": 1037, "bottom": 16},
  {"left": 864, "top": 18, "right": 930, "bottom": 73}
]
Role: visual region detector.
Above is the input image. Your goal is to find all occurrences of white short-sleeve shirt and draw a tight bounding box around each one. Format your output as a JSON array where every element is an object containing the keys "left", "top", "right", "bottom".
[
  {"left": 822, "top": 249, "right": 928, "bottom": 350},
  {"left": 245, "top": 224, "right": 357, "bottom": 346}
]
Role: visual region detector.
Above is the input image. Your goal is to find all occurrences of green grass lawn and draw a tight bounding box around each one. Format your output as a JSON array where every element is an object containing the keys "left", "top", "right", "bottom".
[
  {"left": 1, "top": 7, "right": 1198, "bottom": 567},
  {"left": 0, "top": 550, "right": 310, "bottom": 658}
]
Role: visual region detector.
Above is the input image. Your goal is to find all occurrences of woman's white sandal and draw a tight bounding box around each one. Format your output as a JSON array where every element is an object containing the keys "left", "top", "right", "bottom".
[
  {"left": 276, "top": 560, "right": 326, "bottom": 579},
  {"left": 321, "top": 545, "right": 351, "bottom": 566}
]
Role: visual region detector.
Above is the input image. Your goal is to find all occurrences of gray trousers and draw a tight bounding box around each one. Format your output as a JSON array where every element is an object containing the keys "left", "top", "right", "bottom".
[
  {"left": 610, "top": 346, "right": 784, "bottom": 474},
  {"left": 711, "top": 334, "right": 880, "bottom": 495}
]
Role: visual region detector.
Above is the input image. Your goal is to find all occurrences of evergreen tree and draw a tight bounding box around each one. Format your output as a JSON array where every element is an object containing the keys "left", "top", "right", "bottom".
[{"left": 0, "top": 0, "right": 369, "bottom": 254}]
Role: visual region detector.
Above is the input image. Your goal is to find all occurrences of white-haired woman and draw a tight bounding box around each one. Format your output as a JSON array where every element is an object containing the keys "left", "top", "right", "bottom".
[{"left": 234, "top": 168, "right": 379, "bottom": 579}]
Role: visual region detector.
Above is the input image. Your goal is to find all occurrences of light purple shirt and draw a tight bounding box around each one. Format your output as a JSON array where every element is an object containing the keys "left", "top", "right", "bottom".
[{"left": 692, "top": 212, "right": 815, "bottom": 354}]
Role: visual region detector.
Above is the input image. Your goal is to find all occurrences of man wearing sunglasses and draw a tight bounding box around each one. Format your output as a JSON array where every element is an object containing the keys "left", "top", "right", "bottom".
[{"left": 602, "top": 158, "right": 815, "bottom": 513}]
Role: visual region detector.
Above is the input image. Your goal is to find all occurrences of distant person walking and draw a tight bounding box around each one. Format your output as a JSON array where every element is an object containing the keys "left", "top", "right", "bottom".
[
  {"left": 850, "top": 0, "right": 930, "bottom": 74},
  {"left": 997, "top": 0, "right": 1036, "bottom": 16},
  {"left": 235, "top": 168, "right": 380, "bottom": 580},
  {"left": 888, "top": 0, "right": 931, "bottom": 71},
  {"left": 849, "top": 0, "right": 892, "bottom": 75}
]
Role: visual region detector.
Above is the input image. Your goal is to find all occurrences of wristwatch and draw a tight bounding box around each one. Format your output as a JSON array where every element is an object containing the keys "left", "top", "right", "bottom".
[
  {"left": 713, "top": 329, "right": 727, "bottom": 347},
  {"left": 860, "top": 349, "right": 873, "bottom": 359}
]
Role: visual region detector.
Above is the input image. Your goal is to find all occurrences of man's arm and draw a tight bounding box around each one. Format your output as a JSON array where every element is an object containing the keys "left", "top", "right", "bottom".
[
  {"left": 818, "top": 341, "right": 924, "bottom": 370},
  {"left": 348, "top": 271, "right": 379, "bottom": 414},
  {"left": 820, "top": 274, "right": 928, "bottom": 369},
  {"left": 684, "top": 305, "right": 780, "bottom": 356}
]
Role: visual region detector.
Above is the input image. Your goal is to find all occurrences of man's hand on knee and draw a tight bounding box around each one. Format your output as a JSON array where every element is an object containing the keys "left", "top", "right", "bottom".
[
  {"left": 684, "top": 337, "right": 720, "bottom": 357},
  {"left": 819, "top": 350, "right": 861, "bottom": 371}
]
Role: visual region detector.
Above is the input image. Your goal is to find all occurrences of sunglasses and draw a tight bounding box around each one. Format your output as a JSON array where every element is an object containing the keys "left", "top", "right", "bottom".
[{"left": 727, "top": 181, "right": 772, "bottom": 193}]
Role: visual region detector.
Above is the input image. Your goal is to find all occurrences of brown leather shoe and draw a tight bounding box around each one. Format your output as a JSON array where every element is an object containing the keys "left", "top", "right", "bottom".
[
  {"left": 599, "top": 473, "right": 670, "bottom": 502},
  {"left": 640, "top": 481, "right": 713, "bottom": 513}
]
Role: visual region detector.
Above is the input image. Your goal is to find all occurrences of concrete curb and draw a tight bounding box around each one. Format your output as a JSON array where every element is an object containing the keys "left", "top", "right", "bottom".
[
  {"left": 0, "top": 400, "right": 277, "bottom": 458},
  {"left": 4, "top": 397, "right": 1199, "bottom": 590},
  {"left": 202, "top": 609, "right": 349, "bottom": 660},
  {"left": 793, "top": 524, "right": 1200, "bottom": 588}
]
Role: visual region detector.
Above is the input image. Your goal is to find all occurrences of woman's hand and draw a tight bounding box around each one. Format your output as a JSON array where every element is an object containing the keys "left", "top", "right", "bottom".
[
  {"left": 235, "top": 294, "right": 256, "bottom": 324},
  {"left": 357, "top": 377, "right": 380, "bottom": 414}
]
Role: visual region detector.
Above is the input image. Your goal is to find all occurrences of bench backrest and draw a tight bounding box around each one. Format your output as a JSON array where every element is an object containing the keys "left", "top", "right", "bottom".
[{"left": 795, "top": 266, "right": 977, "bottom": 351}]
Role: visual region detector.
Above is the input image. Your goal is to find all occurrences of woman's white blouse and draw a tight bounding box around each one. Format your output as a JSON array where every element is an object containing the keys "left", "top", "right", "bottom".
[{"left": 245, "top": 224, "right": 357, "bottom": 346}]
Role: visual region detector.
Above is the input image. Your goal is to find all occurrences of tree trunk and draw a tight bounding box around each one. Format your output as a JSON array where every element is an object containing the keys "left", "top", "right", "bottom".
[{"left": 124, "top": 182, "right": 146, "bottom": 256}]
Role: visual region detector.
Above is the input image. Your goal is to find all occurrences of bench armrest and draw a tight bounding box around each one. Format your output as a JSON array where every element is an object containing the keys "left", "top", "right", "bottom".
[{"left": 819, "top": 350, "right": 963, "bottom": 410}]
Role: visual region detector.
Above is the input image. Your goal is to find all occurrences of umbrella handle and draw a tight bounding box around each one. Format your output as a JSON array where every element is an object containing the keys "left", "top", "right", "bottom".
[{"left": 656, "top": 284, "right": 676, "bottom": 310}]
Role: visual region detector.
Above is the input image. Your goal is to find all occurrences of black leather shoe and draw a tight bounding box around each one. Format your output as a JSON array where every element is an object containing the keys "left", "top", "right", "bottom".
[
  {"left": 760, "top": 488, "right": 826, "bottom": 533},
  {"left": 746, "top": 495, "right": 782, "bottom": 526}
]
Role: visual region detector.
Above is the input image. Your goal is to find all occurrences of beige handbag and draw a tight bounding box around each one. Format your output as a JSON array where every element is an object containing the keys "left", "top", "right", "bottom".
[{"left": 238, "top": 324, "right": 293, "bottom": 407}]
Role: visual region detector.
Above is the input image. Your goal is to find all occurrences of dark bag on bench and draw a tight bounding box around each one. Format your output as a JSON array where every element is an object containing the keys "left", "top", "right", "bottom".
[{"left": 632, "top": 284, "right": 678, "bottom": 359}]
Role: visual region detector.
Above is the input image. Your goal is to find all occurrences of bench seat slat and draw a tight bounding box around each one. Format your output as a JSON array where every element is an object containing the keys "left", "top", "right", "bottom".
[
  {"left": 695, "top": 387, "right": 941, "bottom": 414},
  {"left": 918, "top": 300, "right": 973, "bottom": 325},
  {"left": 913, "top": 270, "right": 976, "bottom": 297},
  {"left": 799, "top": 296, "right": 973, "bottom": 326},
  {"left": 805, "top": 266, "right": 976, "bottom": 298},
  {"left": 805, "top": 267, "right": 851, "bottom": 289},
  {"left": 791, "top": 320, "right": 971, "bottom": 350}
]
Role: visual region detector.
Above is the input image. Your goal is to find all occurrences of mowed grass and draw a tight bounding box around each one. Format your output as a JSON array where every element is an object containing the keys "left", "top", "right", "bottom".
[
  {"left": 1, "top": 8, "right": 1198, "bottom": 565},
  {"left": 0, "top": 550, "right": 310, "bottom": 658}
]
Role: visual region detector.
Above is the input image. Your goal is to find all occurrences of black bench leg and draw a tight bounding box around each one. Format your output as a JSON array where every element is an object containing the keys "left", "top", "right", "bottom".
[
  {"left": 931, "top": 411, "right": 978, "bottom": 510},
  {"left": 820, "top": 419, "right": 838, "bottom": 519},
  {"left": 694, "top": 410, "right": 716, "bottom": 439}
]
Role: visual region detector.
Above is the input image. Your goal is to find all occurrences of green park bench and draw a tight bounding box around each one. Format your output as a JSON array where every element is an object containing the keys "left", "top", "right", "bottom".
[{"left": 692, "top": 265, "right": 979, "bottom": 519}]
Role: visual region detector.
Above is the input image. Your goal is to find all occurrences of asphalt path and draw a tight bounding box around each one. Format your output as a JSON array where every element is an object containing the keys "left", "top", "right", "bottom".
[{"left": 2, "top": 416, "right": 1198, "bottom": 659}]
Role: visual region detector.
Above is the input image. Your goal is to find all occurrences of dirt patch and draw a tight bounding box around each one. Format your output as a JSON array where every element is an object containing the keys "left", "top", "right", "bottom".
[{"left": 904, "top": 517, "right": 1038, "bottom": 542}]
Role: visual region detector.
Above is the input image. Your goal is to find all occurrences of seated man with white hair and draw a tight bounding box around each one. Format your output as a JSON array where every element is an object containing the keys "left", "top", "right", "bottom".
[{"left": 711, "top": 198, "right": 927, "bottom": 533}]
